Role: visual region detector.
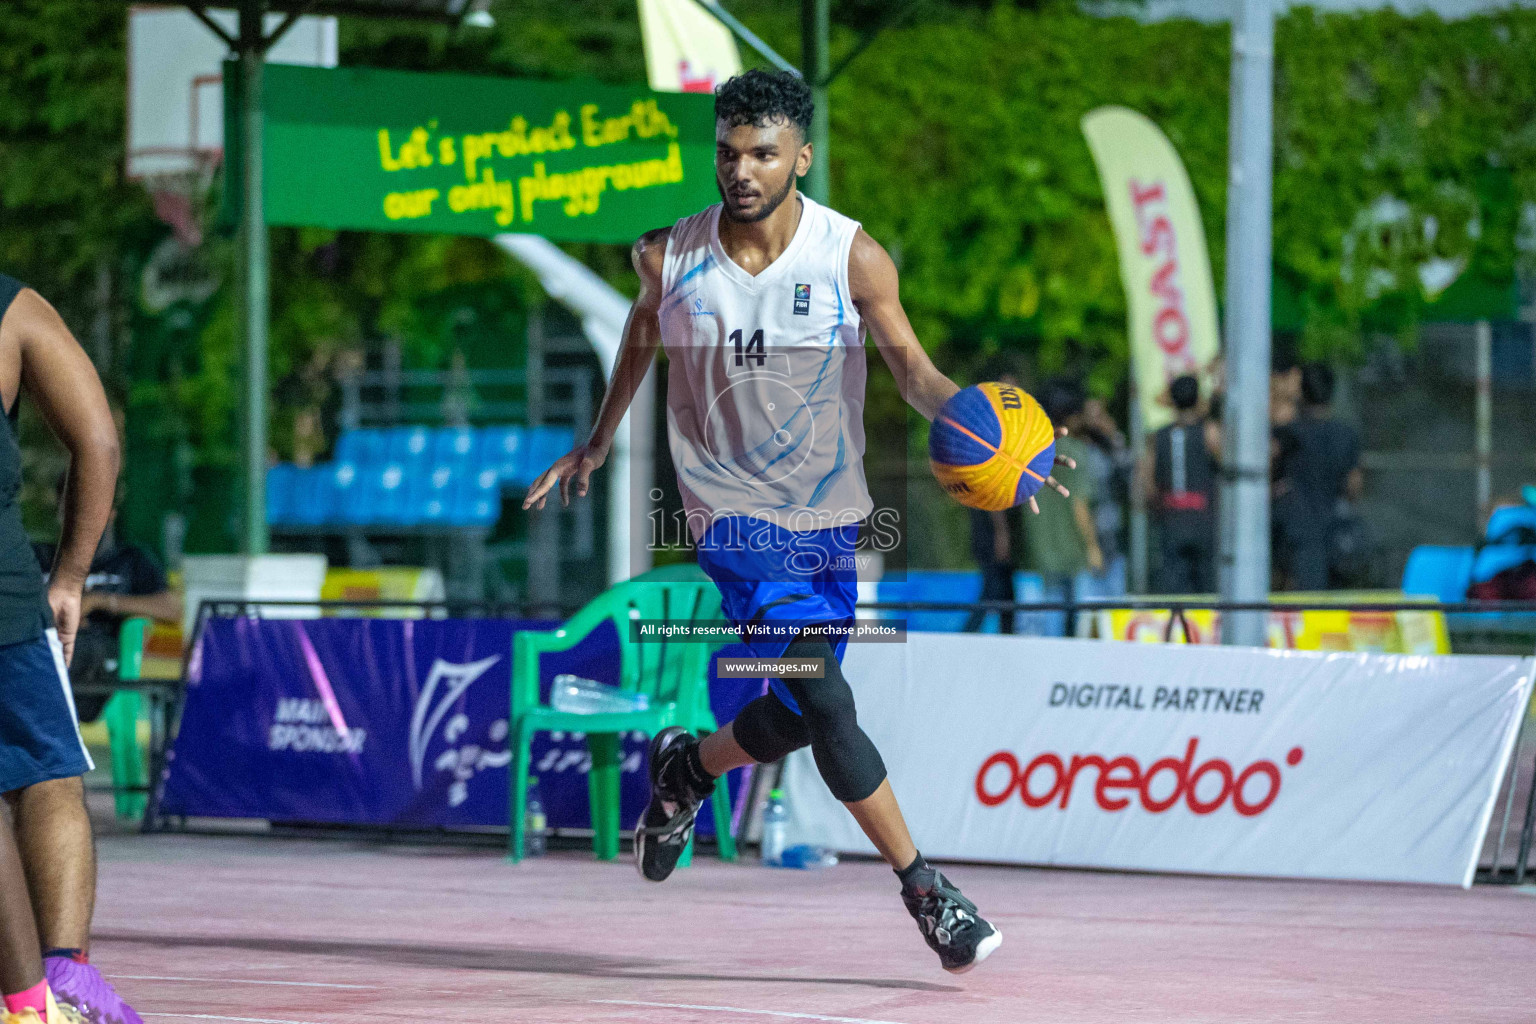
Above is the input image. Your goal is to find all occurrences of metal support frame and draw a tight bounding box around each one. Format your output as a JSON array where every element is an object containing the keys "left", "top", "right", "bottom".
[
  {"left": 1518, "top": 734, "right": 1536, "bottom": 884},
  {"left": 696, "top": 0, "right": 799, "bottom": 75},
  {"left": 801, "top": 0, "right": 831, "bottom": 204},
  {"left": 235, "top": 0, "right": 270, "bottom": 556},
  {"left": 1475, "top": 319, "right": 1493, "bottom": 521},
  {"left": 1490, "top": 696, "right": 1531, "bottom": 881},
  {"left": 184, "top": 0, "right": 442, "bottom": 558}
]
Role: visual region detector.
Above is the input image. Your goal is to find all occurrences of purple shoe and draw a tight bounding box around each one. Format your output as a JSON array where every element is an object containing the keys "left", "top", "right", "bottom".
[{"left": 44, "top": 959, "right": 142, "bottom": 1024}]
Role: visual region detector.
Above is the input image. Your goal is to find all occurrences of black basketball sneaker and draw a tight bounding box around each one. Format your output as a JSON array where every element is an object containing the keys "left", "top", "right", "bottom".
[
  {"left": 634, "top": 726, "right": 705, "bottom": 882},
  {"left": 901, "top": 871, "right": 1003, "bottom": 974}
]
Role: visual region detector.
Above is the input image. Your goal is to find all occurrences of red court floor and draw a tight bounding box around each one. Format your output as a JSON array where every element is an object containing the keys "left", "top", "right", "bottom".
[{"left": 92, "top": 832, "right": 1534, "bottom": 1024}]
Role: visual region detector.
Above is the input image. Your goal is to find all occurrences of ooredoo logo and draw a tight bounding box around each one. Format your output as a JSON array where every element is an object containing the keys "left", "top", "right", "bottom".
[{"left": 975, "top": 737, "right": 1304, "bottom": 817}]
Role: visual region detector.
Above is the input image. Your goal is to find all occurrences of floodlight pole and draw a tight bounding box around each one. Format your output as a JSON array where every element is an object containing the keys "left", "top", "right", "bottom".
[
  {"left": 1219, "top": 0, "right": 1274, "bottom": 646},
  {"left": 236, "top": 0, "right": 270, "bottom": 556},
  {"left": 802, "top": 0, "right": 831, "bottom": 204}
]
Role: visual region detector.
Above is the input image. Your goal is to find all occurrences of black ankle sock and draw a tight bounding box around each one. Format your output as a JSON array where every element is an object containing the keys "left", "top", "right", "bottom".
[
  {"left": 896, "top": 851, "right": 936, "bottom": 892},
  {"left": 43, "top": 947, "right": 86, "bottom": 963},
  {"left": 679, "top": 740, "right": 717, "bottom": 799}
]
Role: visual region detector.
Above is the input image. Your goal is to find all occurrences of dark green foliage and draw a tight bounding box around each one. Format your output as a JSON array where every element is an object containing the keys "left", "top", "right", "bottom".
[{"left": 4, "top": 0, "right": 1536, "bottom": 557}]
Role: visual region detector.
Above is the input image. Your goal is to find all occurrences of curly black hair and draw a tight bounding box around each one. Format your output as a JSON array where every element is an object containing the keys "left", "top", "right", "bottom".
[{"left": 714, "top": 70, "right": 813, "bottom": 138}]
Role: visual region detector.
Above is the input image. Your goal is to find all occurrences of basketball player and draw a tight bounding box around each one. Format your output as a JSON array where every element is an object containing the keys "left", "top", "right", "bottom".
[
  {"left": 523, "top": 70, "right": 1071, "bottom": 973},
  {"left": 0, "top": 276, "right": 138, "bottom": 1024}
]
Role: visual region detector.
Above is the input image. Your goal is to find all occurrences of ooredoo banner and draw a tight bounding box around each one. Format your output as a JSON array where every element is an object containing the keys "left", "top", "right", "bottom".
[{"left": 781, "top": 635, "right": 1533, "bottom": 886}]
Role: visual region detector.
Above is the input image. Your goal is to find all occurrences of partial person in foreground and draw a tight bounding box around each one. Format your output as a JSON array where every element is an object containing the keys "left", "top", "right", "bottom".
[
  {"left": 524, "top": 71, "right": 1074, "bottom": 974},
  {"left": 0, "top": 276, "right": 135, "bottom": 1024}
]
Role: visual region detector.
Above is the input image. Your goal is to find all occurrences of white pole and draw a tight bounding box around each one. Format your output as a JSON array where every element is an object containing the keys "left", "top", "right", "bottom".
[
  {"left": 1219, "top": 0, "right": 1274, "bottom": 647},
  {"left": 494, "top": 233, "right": 651, "bottom": 584},
  {"left": 1475, "top": 320, "right": 1492, "bottom": 522}
]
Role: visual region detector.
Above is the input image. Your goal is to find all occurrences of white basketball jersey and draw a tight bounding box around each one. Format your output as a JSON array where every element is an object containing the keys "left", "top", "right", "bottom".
[{"left": 658, "top": 196, "right": 872, "bottom": 537}]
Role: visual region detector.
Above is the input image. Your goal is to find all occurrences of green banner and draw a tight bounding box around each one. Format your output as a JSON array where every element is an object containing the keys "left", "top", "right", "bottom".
[{"left": 261, "top": 64, "right": 718, "bottom": 242}]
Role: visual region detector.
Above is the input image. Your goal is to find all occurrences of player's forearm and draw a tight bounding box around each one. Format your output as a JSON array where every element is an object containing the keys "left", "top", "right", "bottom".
[
  {"left": 52, "top": 443, "right": 119, "bottom": 588},
  {"left": 1072, "top": 498, "right": 1100, "bottom": 553},
  {"left": 902, "top": 362, "right": 960, "bottom": 422}
]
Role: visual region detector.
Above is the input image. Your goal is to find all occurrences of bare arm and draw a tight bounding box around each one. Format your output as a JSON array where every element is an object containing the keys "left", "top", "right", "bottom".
[
  {"left": 1073, "top": 496, "right": 1104, "bottom": 571},
  {"left": 1138, "top": 437, "right": 1158, "bottom": 507},
  {"left": 82, "top": 588, "right": 183, "bottom": 624},
  {"left": 522, "top": 227, "right": 668, "bottom": 510},
  {"left": 1345, "top": 466, "right": 1364, "bottom": 502},
  {"left": 847, "top": 229, "right": 958, "bottom": 422},
  {"left": 2, "top": 290, "right": 120, "bottom": 662},
  {"left": 848, "top": 229, "right": 1074, "bottom": 512}
]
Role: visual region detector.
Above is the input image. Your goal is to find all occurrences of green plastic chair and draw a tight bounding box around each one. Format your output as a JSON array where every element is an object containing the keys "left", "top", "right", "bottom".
[
  {"left": 508, "top": 578, "right": 738, "bottom": 864},
  {"left": 103, "top": 617, "right": 151, "bottom": 819}
]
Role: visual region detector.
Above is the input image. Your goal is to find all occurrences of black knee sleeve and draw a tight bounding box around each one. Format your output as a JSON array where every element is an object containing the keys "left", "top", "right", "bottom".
[
  {"left": 782, "top": 637, "right": 888, "bottom": 803},
  {"left": 733, "top": 692, "right": 811, "bottom": 764}
]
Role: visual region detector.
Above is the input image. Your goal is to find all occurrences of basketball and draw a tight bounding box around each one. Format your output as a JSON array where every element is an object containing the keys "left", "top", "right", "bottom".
[{"left": 929, "top": 382, "right": 1057, "bottom": 511}]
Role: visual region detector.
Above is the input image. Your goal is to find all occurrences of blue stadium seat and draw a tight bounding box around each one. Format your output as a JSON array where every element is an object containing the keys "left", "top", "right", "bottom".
[
  {"left": 386, "top": 425, "right": 432, "bottom": 469},
  {"left": 876, "top": 571, "right": 980, "bottom": 633},
  {"left": 327, "top": 459, "right": 373, "bottom": 526},
  {"left": 266, "top": 464, "right": 299, "bottom": 526},
  {"left": 480, "top": 425, "right": 528, "bottom": 486},
  {"left": 524, "top": 425, "right": 575, "bottom": 482},
  {"left": 289, "top": 465, "right": 338, "bottom": 527},
  {"left": 1472, "top": 544, "right": 1536, "bottom": 585},
  {"left": 1485, "top": 504, "right": 1536, "bottom": 545},
  {"left": 449, "top": 464, "right": 503, "bottom": 527},
  {"left": 373, "top": 457, "right": 412, "bottom": 526},
  {"left": 418, "top": 462, "right": 464, "bottom": 525},
  {"left": 335, "top": 428, "right": 385, "bottom": 466},
  {"left": 1011, "top": 572, "right": 1060, "bottom": 637},
  {"left": 1401, "top": 545, "right": 1474, "bottom": 603},
  {"left": 434, "top": 426, "right": 478, "bottom": 466}
]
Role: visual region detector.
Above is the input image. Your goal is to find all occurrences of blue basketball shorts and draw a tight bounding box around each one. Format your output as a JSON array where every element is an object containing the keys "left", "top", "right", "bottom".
[
  {"left": 0, "top": 626, "right": 93, "bottom": 794},
  {"left": 695, "top": 516, "right": 859, "bottom": 714}
]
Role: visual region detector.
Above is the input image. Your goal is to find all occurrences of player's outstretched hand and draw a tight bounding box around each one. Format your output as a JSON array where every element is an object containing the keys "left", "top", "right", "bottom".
[
  {"left": 522, "top": 443, "right": 606, "bottom": 510},
  {"left": 1027, "top": 425, "right": 1075, "bottom": 515}
]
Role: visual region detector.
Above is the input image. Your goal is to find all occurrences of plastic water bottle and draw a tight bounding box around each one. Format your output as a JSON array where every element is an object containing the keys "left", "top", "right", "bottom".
[
  {"left": 779, "top": 844, "right": 838, "bottom": 870},
  {"left": 760, "top": 788, "right": 788, "bottom": 866},
  {"left": 525, "top": 776, "right": 548, "bottom": 857},
  {"left": 550, "top": 674, "right": 650, "bottom": 714}
]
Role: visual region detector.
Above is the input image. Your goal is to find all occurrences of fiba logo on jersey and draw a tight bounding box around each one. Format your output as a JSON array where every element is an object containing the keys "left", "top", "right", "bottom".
[{"left": 793, "top": 283, "right": 811, "bottom": 316}]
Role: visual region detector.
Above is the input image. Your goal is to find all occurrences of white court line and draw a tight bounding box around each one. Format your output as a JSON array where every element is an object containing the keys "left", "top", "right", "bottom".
[
  {"left": 115, "top": 976, "right": 377, "bottom": 991},
  {"left": 592, "top": 1000, "right": 910, "bottom": 1024},
  {"left": 143, "top": 1014, "right": 330, "bottom": 1024}
]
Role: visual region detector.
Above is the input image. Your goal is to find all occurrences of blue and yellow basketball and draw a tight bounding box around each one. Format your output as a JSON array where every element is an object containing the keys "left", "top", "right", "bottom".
[{"left": 928, "top": 382, "right": 1057, "bottom": 511}]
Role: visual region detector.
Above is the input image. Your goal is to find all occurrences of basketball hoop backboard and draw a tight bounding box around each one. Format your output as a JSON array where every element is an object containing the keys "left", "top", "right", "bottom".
[{"left": 127, "top": 4, "right": 338, "bottom": 181}]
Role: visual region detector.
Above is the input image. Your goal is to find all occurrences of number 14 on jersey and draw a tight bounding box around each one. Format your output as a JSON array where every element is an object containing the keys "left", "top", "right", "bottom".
[{"left": 730, "top": 328, "right": 765, "bottom": 367}]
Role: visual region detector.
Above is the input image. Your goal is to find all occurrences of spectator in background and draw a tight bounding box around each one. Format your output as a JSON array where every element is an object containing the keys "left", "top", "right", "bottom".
[
  {"left": 965, "top": 371, "right": 1026, "bottom": 634},
  {"left": 1146, "top": 374, "right": 1217, "bottom": 593},
  {"left": 1027, "top": 380, "right": 1102, "bottom": 634},
  {"left": 963, "top": 504, "right": 1022, "bottom": 634},
  {"left": 1273, "top": 363, "right": 1363, "bottom": 590},
  {"left": 1271, "top": 355, "right": 1302, "bottom": 429},
  {"left": 34, "top": 478, "right": 182, "bottom": 723},
  {"left": 1080, "top": 396, "right": 1131, "bottom": 595}
]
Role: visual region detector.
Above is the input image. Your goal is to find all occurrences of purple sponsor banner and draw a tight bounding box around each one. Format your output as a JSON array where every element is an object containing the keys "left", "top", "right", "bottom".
[{"left": 159, "top": 617, "right": 760, "bottom": 833}]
